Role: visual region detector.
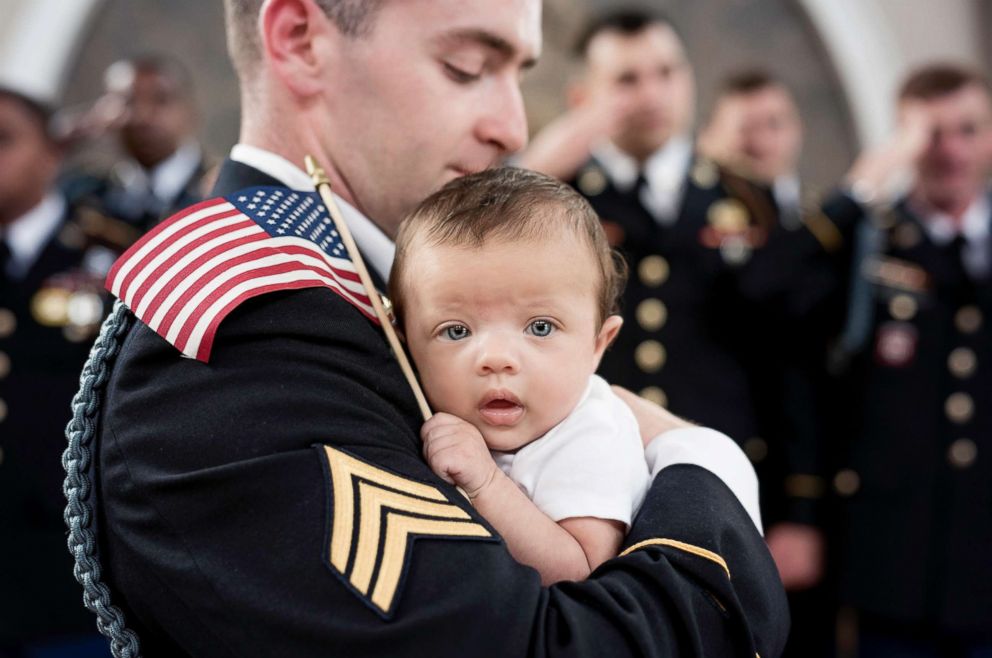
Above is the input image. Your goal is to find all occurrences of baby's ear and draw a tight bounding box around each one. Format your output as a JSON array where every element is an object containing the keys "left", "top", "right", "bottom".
[{"left": 593, "top": 315, "right": 623, "bottom": 361}]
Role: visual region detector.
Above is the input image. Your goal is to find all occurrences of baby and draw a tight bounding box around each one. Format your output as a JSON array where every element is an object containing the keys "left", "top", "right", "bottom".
[{"left": 389, "top": 167, "right": 649, "bottom": 585}]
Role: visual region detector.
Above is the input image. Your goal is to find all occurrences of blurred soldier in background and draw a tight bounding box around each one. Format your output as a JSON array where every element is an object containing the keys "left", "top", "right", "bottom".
[
  {"left": 62, "top": 54, "right": 209, "bottom": 236},
  {"left": 701, "top": 69, "right": 846, "bottom": 658},
  {"left": 834, "top": 64, "right": 992, "bottom": 657},
  {"left": 521, "top": 9, "right": 788, "bottom": 448},
  {"left": 0, "top": 86, "right": 110, "bottom": 658},
  {"left": 519, "top": 12, "right": 844, "bottom": 582}
]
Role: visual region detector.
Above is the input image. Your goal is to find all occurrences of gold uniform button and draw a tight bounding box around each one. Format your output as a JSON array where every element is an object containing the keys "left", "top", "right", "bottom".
[
  {"left": 948, "top": 438, "right": 977, "bottom": 469},
  {"left": 638, "top": 256, "right": 670, "bottom": 287},
  {"left": 955, "top": 305, "right": 982, "bottom": 334},
  {"left": 636, "top": 299, "right": 668, "bottom": 332},
  {"left": 635, "top": 340, "right": 667, "bottom": 373},
  {"left": 833, "top": 469, "right": 861, "bottom": 497},
  {"left": 945, "top": 392, "right": 974, "bottom": 424},
  {"left": 31, "top": 288, "right": 71, "bottom": 327},
  {"left": 0, "top": 399, "right": 7, "bottom": 423},
  {"left": 888, "top": 294, "right": 918, "bottom": 321},
  {"left": 577, "top": 167, "right": 608, "bottom": 197},
  {"left": 639, "top": 386, "right": 668, "bottom": 408},
  {"left": 948, "top": 347, "right": 977, "bottom": 379},
  {"left": 0, "top": 352, "right": 9, "bottom": 379},
  {"left": 744, "top": 437, "right": 768, "bottom": 463},
  {"left": 0, "top": 308, "right": 15, "bottom": 338}
]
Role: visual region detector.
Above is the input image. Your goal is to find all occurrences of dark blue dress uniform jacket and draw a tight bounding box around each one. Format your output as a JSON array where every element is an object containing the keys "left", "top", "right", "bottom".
[
  {"left": 0, "top": 201, "right": 105, "bottom": 643},
  {"left": 93, "top": 159, "right": 790, "bottom": 657},
  {"left": 836, "top": 198, "right": 992, "bottom": 638}
]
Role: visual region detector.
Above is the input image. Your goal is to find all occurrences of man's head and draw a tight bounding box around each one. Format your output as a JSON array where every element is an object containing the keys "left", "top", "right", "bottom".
[
  {"left": 223, "top": 0, "right": 540, "bottom": 237},
  {"left": 572, "top": 9, "right": 694, "bottom": 162},
  {"left": 702, "top": 70, "right": 803, "bottom": 183},
  {"left": 898, "top": 64, "right": 992, "bottom": 214},
  {"left": 390, "top": 167, "right": 625, "bottom": 450},
  {"left": 0, "top": 89, "right": 61, "bottom": 226},
  {"left": 105, "top": 55, "right": 198, "bottom": 170}
]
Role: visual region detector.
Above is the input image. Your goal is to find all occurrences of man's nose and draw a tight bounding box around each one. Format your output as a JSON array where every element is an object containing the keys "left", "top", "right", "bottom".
[{"left": 476, "top": 78, "right": 528, "bottom": 155}]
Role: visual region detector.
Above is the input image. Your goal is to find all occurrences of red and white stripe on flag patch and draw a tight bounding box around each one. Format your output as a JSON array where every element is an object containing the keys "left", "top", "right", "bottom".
[{"left": 106, "top": 187, "right": 378, "bottom": 362}]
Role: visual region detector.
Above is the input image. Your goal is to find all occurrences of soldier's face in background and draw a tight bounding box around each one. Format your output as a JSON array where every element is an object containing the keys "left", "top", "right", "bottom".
[
  {"left": 120, "top": 69, "right": 196, "bottom": 170},
  {"left": 319, "top": 0, "right": 539, "bottom": 236},
  {"left": 402, "top": 233, "right": 619, "bottom": 452},
  {"left": 911, "top": 84, "right": 992, "bottom": 211},
  {"left": 0, "top": 95, "right": 60, "bottom": 225},
  {"left": 735, "top": 86, "right": 803, "bottom": 183},
  {"left": 583, "top": 23, "right": 695, "bottom": 162}
]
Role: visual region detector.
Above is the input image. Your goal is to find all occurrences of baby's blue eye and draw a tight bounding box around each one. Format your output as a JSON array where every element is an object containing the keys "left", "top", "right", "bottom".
[
  {"left": 527, "top": 320, "right": 555, "bottom": 337},
  {"left": 444, "top": 325, "right": 471, "bottom": 341}
]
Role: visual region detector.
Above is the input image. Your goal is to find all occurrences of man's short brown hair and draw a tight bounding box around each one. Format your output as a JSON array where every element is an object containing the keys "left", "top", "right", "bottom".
[
  {"left": 389, "top": 167, "right": 627, "bottom": 330},
  {"left": 718, "top": 69, "right": 782, "bottom": 97},
  {"left": 223, "top": 0, "right": 382, "bottom": 76},
  {"left": 898, "top": 63, "right": 992, "bottom": 102}
]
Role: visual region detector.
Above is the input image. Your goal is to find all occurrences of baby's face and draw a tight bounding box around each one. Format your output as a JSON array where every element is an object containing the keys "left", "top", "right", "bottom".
[{"left": 402, "top": 234, "right": 621, "bottom": 452}]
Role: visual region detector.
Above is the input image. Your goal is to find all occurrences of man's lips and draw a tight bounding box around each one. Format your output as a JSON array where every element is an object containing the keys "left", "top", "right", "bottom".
[{"left": 478, "top": 390, "right": 525, "bottom": 426}]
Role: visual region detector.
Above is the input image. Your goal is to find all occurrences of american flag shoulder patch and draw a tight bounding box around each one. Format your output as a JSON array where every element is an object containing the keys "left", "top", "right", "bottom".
[{"left": 106, "top": 186, "right": 378, "bottom": 362}]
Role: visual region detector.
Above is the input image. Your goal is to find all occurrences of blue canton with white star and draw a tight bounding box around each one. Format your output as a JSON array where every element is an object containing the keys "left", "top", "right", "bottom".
[{"left": 227, "top": 186, "right": 348, "bottom": 259}]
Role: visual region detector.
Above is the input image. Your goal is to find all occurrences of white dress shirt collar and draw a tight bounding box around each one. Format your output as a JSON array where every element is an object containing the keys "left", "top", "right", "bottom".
[
  {"left": 913, "top": 190, "right": 991, "bottom": 279},
  {"left": 229, "top": 144, "right": 396, "bottom": 283},
  {"left": 592, "top": 136, "right": 693, "bottom": 224},
  {"left": 4, "top": 191, "right": 67, "bottom": 278}
]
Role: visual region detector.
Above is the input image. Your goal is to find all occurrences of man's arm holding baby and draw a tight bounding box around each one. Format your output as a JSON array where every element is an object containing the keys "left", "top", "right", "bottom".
[{"left": 421, "top": 413, "right": 624, "bottom": 585}]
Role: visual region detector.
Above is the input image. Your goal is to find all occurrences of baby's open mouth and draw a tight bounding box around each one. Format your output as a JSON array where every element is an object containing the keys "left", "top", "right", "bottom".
[{"left": 478, "top": 392, "right": 525, "bottom": 426}]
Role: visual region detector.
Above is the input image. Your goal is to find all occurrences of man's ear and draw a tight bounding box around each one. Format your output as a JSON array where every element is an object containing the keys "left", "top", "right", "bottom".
[
  {"left": 261, "top": 0, "right": 332, "bottom": 98},
  {"left": 593, "top": 315, "right": 623, "bottom": 365}
]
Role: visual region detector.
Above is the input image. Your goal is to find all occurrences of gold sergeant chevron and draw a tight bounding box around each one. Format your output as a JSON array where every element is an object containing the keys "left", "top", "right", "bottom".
[{"left": 323, "top": 446, "right": 493, "bottom": 617}]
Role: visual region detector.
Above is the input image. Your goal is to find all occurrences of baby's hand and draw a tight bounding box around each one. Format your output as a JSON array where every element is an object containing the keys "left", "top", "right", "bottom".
[{"left": 421, "top": 413, "right": 499, "bottom": 498}]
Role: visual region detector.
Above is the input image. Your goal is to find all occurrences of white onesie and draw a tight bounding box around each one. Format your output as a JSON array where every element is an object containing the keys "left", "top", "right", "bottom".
[{"left": 491, "top": 375, "right": 649, "bottom": 526}]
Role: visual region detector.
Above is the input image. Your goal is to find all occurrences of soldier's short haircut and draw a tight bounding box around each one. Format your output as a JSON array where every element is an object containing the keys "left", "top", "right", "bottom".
[
  {"left": 224, "top": 0, "right": 383, "bottom": 76},
  {"left": 105, "top": 54, "right": 195, "bottom": 99},
  {"left": 573, "top": 8, "right": 680, "bottom": 59},
  {"left": 0, "top": 87, "right": 54, "bottom": 140},
  {"left": 718, "top": 69, "right": 783, "bottom": 97},
  {"left": 390, "top": 167, "right": 628, "bottom": 329},
  {"left": 899, "top": 64, "right": 992, "bottom": 101}
]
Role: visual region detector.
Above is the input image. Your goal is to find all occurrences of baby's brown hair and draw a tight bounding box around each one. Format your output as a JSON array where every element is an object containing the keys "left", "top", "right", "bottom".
[{"left": 389, "top": 167, "right": 627, "bottom": 330}]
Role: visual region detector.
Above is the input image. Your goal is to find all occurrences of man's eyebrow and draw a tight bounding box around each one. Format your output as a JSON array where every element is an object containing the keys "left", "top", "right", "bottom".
[{"left": 439, "top": 29, "right": 539, "bottom": 69}]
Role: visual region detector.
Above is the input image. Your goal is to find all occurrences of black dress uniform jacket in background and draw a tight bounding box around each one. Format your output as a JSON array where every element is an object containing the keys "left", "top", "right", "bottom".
[
  {"left": 0, "top": 200, "right": 107, "bottom": 643},
  {"left": 836, "top": 197, "right": 992, "bottom": 639},
  {"left": 571, "top": 156, "right": 854, "bottom": 528},
  {"left": 93, "top": 159, "right": 790, "bottom": 657}
]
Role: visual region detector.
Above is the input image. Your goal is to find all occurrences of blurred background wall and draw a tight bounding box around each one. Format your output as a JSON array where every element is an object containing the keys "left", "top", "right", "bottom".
[{"left": 1, "top": 0, "right": 989, "bottom": 192}]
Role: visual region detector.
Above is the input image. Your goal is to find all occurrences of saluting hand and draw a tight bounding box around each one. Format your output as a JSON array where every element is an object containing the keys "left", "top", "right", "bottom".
[{"left": 421, "top": 413, "right": 500, "bottom": 499}]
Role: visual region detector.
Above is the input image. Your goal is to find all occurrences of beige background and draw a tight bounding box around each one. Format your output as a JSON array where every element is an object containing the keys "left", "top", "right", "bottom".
[{"left": 3, "top": 0, "right": 990, "bottom": 193}]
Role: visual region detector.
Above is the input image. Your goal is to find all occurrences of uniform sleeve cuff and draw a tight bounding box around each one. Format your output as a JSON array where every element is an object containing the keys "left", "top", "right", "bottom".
[{"left": 645, "top": 427, "right": 763, "bottom": 535}]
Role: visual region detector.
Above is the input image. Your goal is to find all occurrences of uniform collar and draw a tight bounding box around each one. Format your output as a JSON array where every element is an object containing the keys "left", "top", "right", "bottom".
[
  {"left": 914, "top": 190, "right": 991, "bottom": 247},
  {"left": 592, "top": 135, "right": 693, "bottom": 224},
  {"left": 114, "top": 139, "right": 202, "bottom": 204},
  {"left": 229, "top": 144, "right": 395, "bottom": 283},
  {"left": 592, "top": 135, "right": 693, "bottom": 192},
  {"left": 4, "top": 191, "right": 66, "bottom": 278}
]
